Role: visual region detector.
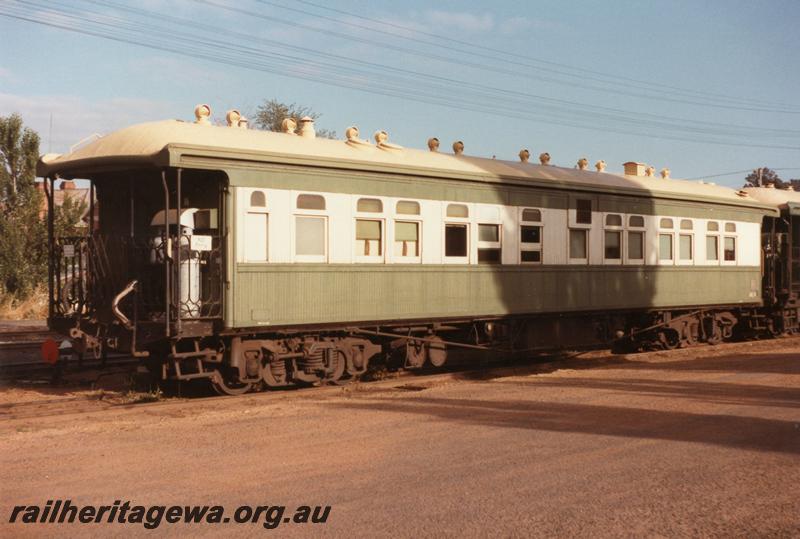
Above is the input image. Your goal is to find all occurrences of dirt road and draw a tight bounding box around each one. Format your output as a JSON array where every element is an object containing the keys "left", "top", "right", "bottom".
[{"left": 2, "top": 338, "right": 799, "bottom": 537}]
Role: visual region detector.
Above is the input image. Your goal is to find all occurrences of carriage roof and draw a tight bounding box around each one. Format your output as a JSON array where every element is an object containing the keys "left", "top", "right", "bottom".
[{"left": 38, "top": 119, "right": 776, "bottom": 213}]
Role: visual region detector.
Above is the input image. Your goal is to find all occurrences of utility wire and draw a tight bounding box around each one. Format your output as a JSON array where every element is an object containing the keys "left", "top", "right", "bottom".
[
  {"left": 268, "top": 0, "right": 800, "bottom": 113},
  {"left": 2, "top": 1, "right": 798, "bottom": 152}
]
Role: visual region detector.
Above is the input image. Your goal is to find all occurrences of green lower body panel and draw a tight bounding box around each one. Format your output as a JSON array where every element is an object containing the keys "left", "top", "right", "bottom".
[{"left": 231, "top": 264, "right": 761, "bottom": 328}]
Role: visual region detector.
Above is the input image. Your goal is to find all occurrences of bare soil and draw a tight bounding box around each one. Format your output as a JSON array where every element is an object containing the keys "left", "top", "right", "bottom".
[{"left": 1, "top": 337, "right": 799, "bottom": 537}]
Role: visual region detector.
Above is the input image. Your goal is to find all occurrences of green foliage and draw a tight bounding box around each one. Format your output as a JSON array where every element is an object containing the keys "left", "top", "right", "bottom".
[
  {"left": 254, "top": 99, "right": 337, "bottom": 139},
  {"left": 55, "top": 191, "right": 88, "bottom": 237},
  {"left": 0, "top": 113, "right": 47, "bottom": 299},
  {"left": 744, "top": 167, "right": 785, "bottom": 188}
]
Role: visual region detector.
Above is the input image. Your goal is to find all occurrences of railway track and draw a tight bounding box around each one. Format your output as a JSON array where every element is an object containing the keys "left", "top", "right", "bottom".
[{"left": 2, "top": 335, "right": 798, "bottom": 424}]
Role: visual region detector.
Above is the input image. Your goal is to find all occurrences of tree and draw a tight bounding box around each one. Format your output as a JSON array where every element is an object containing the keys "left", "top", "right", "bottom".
[
  {"left": 0, "top": 113, "right": 47, "bottom": 298},
  {"left": 254, "top": 99, "right": 337, "bottom": 139},
  {"left": 744, "top": 167, "right": 786, "bottom": 188}
]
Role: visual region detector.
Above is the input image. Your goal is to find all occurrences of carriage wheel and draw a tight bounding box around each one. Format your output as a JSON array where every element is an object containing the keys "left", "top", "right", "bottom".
[{"left": 211, "top": 369, "right": 253, "bottom": 396}]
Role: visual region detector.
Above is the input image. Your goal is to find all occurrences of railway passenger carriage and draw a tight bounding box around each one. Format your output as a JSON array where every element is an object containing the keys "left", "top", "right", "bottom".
[{"left": 36, "top": 108, "right": 797, "bottom": 394}]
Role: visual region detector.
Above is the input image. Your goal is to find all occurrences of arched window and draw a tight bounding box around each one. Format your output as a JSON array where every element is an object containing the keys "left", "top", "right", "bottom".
[
  {"left": 660, "top": 218, "right": 674, "bottom": 229},
  {"left": 397, "top": 200, "right": 420, "bottom": 215},
  {"left": 357, "top": 198, "right": 383, "bottom": 213},
  {"left": 250, "top": 191, "right": 266, "bottom": 207},
  {"left": 605, "top": 214, "right": 622, "bottom": 227},
  {"left": 297, "top": 194, "right": 326, "bottom": 210},
  {"left": 446, "top": 204, "right": 469, "bottom": 218}
]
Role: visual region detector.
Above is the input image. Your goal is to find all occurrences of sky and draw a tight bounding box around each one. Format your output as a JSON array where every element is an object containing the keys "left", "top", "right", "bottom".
[{"left": 0, "top": 0, "right": 798, "bottom": 187}]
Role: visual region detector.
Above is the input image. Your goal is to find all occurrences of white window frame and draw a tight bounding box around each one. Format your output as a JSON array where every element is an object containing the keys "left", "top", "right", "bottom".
[
  {"left": 624, "top": 214, "right": 646, "bottom": 265},
  {"left": 705, "top": 221, "right": 720, "bottom": 265},
  {"left": 518, "top": 207, "right": 543, "bottom": 265},
  {"left": 676, "top": 219, "right": 694, "bottom": 266},
  {"left": 603, "top": 213, "right": 624, "bottom": 265},
  {"left": 244, "top": 196, "right": 269, "bottom": 263},
  {"left": 393, "top": 219, "right": 422, "bottom": 263},
  {"left": 477, "top": 223, "right": 502, "bottom": 264},
  {"left": 443, "top": 203, "right": 470, "bottom": 264},
  {"left": 293, "top": 214, "right": 328, "bottom": 263},
  {"left": 722, "top": 234, "right": 738, "bottom": 266},
  {"left": 354, "top": 218, "right": 385, "bottom": 263},
  {"left": 568, "top": 228, "right": 589, "bottom": 265},
  {"left": 657, "top": 218, "right": 675, "bottom": 265}
]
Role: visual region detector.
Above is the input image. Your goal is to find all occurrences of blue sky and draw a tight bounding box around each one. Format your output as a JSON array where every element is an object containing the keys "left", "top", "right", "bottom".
[{"left": 1, "top": 0, "right": 798, "bottom": 186}]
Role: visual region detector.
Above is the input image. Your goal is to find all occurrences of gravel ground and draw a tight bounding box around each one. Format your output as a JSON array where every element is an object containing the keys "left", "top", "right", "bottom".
[{"left": 1, "top": 337, "right": 799, "bottom": 538}]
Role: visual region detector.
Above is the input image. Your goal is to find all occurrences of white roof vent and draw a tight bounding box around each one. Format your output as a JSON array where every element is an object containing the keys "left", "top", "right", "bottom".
[
  {"left": 345, "top": 126, "right": 372, "bottom": 147},
  {"left": 645, "top": 166, "right": 655, "bottom": 177},
  {"left": 660, "top": 168, "right": 670, "bottom": 179},
  {"left": 427, "top": 137, "right": 440, "bottom": 152},
  {"left": 281, "top": 118, "right": 297, "bottom": 135},
  {"left": 519, "top": 149, "right": 530, "bottom": 163},
  {"left": 225, "top": 109, "right": 241, "bottom": 127},
  {"left": 452, "top": 140, "right": 464, "bottom": 155},
  {"left": 374, "top": 130, "right": 402, "bottom": 150},
  {"left": 539, "top": 152, "right": 551, "bottom": 165},
  {"left": 238, "top": 118, "right": 249, "bottom": 129},
  {"left": 194, "top": 104, "right": 212, "bottom": 125},
  {"left": 298, "top": 116, "right": 315, "bottom": 138},
  {"left": 577, "top": 157, "right": 589, "bottom": 170},
  {"left": 595, "top": 160, "right": 606, "bottom": 172}
]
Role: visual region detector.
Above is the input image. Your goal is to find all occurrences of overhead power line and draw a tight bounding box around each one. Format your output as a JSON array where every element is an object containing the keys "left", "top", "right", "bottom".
[
  {"left": 1, "top": 0, "right": 798, "bottom": 152},
  {"left": 268, "top": 0, "right": 800, "bottom": 113}
]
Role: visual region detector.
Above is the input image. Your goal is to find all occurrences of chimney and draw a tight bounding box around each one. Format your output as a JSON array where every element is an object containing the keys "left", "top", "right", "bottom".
[
  {"left": 298, "top": 116, "right": 316, "bottom": 138},
  {"left": 623, "top": 161, "right": 647, "bottom": 177}
]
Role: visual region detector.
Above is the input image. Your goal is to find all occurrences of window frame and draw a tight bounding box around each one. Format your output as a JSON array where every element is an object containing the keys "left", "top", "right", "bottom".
[
  {"left": 568, "top": 228, "right": 589, "bottom": 264},
  {"left": 603, "top": 213, "right": 624, "bottom": 265},
  {"left": 570, "top": 198, "right": 593, "bottom": 228},
  {"left": 722, "top": 235, "right": 737, "bottom": 265},
  {"left": 243, "top": 188, "right": 270, "bottom": 263},
  {"left": 624, "top": 214, "right": 646, "bottom": 265},
  {"left": 518, "top": 207, "right": 543, "bottom": 265},
  {"left": 293, "top": 214, "right": 328, "bottom": 263},
  {"left": 677, "top": 233, "right": 694, "bottom": 264},
  {"left": 658, "top": 217, "right": 675, "bottom": 265},
  {"left": 442, "top": 203, "right": 471, "bottom": 264},
  {"left": 477, "top": 223, "right": 502, "bottom": 265},
  {"left": 393, "top": 219, "right": 422, "bottom": 263},
  {"left": 705, "top": 233, "right": 720, "bottom": 264}
]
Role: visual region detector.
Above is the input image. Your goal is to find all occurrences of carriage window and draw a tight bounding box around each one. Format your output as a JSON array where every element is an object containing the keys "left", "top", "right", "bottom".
[
  {"left": 520, "top": 208, "right": 542, "bottom": 264},
  {"left": 725, "top": 223, "right": 736, "bottom": 233},
  {"left": 250, "top": 191, "right": 266, "bottom": 207},
  {"left": 447, "top": 204, "right": 469, "bottom": 218},
  {"left": 659, "top": 234, "right": 673, "bottom": 260},
  {"left": 445, "top": 224, "right": 468, "bottom": 258},
  {"left": 680, "top": 219, "right": 693, "bottom": 230},
  {"left": 629, "top": 215, "right": 645, "bottom": 228},
  {"left": 569, "top": 229, "right": 587, "bottom": 259},
  {"left": 605, "top": 231, "right": 621, "bottom": 260},
  {"left": 724, "top": 237, "right": 736, "bottom": 261},
  {"left": 356, "top": 219, "right": 382, "bottom": 257},
  {"left": 295, "top": 216, "right": 326, "bottom": 258},
  {"left": 707, "top": 222, "right": 719, "bottom": 232},
  {"left": 576, "top": 199, "right": 592, "bottom": 224},
  {"left": 660, "top": 218, "right": 674, "bottom": 229},
  {"left": 396, "top": 200, "right": 420, "bottom": 215},
  {"left": 394, "top": 221, "right": 419, "bottom": 258},
  {"left": 679, "top": 234, "right": 693, "bottom": 260},
  {"left": 297, "top": 194, "right": 325, "bottom": 210},
  {"left": 521, "top": 208, "right": 541, "bottom": 222},
  {"left": 706, "top": 236, "right": 719, "bottom": 261},
  {"left": 628, "top": 231, "right": 644, "bottom": 260},
  {"left": 477, "top": 224, "right": 501, "bottom": 264},
  {"left": 357, "top": 198, "right": 383, "bottom": 213},
  {"left": 605, "top": 214, "right": 622, "bottom": 227}
]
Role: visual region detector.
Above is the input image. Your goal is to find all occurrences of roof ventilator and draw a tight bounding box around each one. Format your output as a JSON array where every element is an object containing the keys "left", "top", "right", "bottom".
[
  {"left": 194, "top": 104, "right": 212, "bottom": 125},
  {"left": 281, "top": 118, "right": 297, "bottom": 135},
  {"left": 374, "top": 130, "right": 402, "bottom": 150},
  {"left": 577, "top": 157, "right": 589, "bottom": 170},
  {"left": 427, "top": 137, "right": 440, "bottom": 152},
  {"left": 595, "top": 160, "right": 606, "bottom": 172},
  {"left": 519, "top": 149, "right": 530, "bottom": 163},
  {"left": 345, "top": 126, "right": 372, "bottom": 147},
  {"left": 452, "top": 141, "right": 464, "bottom": 155},
  {"left": 299, "top": 116, "right": 315, "bottom": 138},
  {"left": 539, "top": 152, "right": 551, "bottom": 165}
]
